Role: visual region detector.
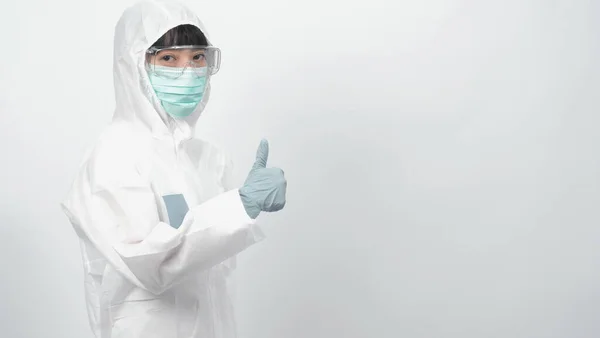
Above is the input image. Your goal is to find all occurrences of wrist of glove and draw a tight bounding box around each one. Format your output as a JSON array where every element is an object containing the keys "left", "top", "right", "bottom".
[{"left": 239, "top": 188, "right": 261, "bottom": 219}]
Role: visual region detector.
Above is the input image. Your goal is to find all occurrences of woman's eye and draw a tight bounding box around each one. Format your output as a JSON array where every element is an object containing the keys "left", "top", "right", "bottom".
[
  {"left": 193, "top": 54, "right": 206, "bottom": 61},
  {"left": 161, "top": 55, "right": 175, "bottom": 62}
]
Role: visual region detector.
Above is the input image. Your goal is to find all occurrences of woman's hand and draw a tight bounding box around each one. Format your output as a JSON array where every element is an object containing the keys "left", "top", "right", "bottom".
[{"left": 239, "top": 139, "right": 287, "bottom": 219}]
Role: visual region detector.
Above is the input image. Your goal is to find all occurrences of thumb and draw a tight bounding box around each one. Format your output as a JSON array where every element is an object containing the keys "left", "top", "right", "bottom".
[{"left": 252, "top": 139, "right": 269, "bottom": 170}]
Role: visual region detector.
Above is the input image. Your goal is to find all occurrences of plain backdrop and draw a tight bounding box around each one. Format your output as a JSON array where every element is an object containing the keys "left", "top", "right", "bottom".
[{"left": 1, "top": 0, "right": 599, "bottom": 337}]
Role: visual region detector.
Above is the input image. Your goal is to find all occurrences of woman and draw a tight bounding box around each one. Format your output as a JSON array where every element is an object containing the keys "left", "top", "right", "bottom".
[{"left": 60, "top": 1, "right": 287, "bottom": 337}]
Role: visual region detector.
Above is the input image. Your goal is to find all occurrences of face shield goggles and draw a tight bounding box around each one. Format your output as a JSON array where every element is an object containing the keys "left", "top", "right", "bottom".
[{"left": 145, "top": 45, "right": 222, "bottom": 79}]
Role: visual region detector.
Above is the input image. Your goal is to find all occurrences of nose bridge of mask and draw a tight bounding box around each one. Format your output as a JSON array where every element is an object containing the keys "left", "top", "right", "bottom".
[{"left": 153, "top": 64, "right": 208, "bottom": 78}]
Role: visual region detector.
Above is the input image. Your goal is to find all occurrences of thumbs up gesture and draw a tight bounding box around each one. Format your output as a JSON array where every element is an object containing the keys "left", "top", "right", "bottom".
[{"left": 239, "top": 139, "right": 287, "bottom": 219}]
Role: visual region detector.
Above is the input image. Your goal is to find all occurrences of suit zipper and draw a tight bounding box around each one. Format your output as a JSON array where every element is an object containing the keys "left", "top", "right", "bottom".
[
  {"left": 207, "top": 272, "right": 217, "bottom": 337},
  {"left": 173, "top": 135, "right": 178, "bottom": 161}
]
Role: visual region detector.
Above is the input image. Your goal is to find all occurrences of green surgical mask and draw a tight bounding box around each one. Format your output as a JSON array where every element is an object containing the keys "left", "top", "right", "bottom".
[{"left": 148, "top": 66, "right": 208, "bottom": 118}]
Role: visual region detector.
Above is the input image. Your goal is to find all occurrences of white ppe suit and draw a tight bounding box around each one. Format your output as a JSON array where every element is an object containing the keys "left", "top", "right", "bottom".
[{"left": 60, "top": 1, "right": 264, "bottom": 337}]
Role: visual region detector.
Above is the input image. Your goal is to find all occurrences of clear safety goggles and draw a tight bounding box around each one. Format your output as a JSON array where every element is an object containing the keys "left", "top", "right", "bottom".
[{"left": 146, "top": 45, "right": 221, "bottom": 78}]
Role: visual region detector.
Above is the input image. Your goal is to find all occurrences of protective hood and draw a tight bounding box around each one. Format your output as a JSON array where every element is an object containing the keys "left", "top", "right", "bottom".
[{"left": 112, "top": 0, "right": 213, "bottom": 140}]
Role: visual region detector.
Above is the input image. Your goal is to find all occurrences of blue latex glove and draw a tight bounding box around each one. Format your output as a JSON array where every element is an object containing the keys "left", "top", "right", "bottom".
[{"left": 239, "top": 139, "right": 287, "bottom": 219}]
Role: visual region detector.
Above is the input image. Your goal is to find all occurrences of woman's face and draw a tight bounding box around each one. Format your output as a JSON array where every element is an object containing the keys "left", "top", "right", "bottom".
[{"left": 148, "top": 48, "right": 207, "bottom": 68}]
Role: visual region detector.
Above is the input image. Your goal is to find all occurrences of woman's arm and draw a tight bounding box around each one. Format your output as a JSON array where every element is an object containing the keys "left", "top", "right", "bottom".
[{"left": 61, "top": 156, "right": 264, "bottom": 296}]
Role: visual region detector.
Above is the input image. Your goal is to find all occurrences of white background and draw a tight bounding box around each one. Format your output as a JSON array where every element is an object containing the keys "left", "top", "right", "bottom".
[{"left": 1, "top": 0, "right": 599, "bottom": 337}]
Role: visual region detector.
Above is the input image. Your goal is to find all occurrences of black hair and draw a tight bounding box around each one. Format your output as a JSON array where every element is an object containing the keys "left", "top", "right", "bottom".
[{"left": 151, "top": 24, "right": 209, "bottom": 47}]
